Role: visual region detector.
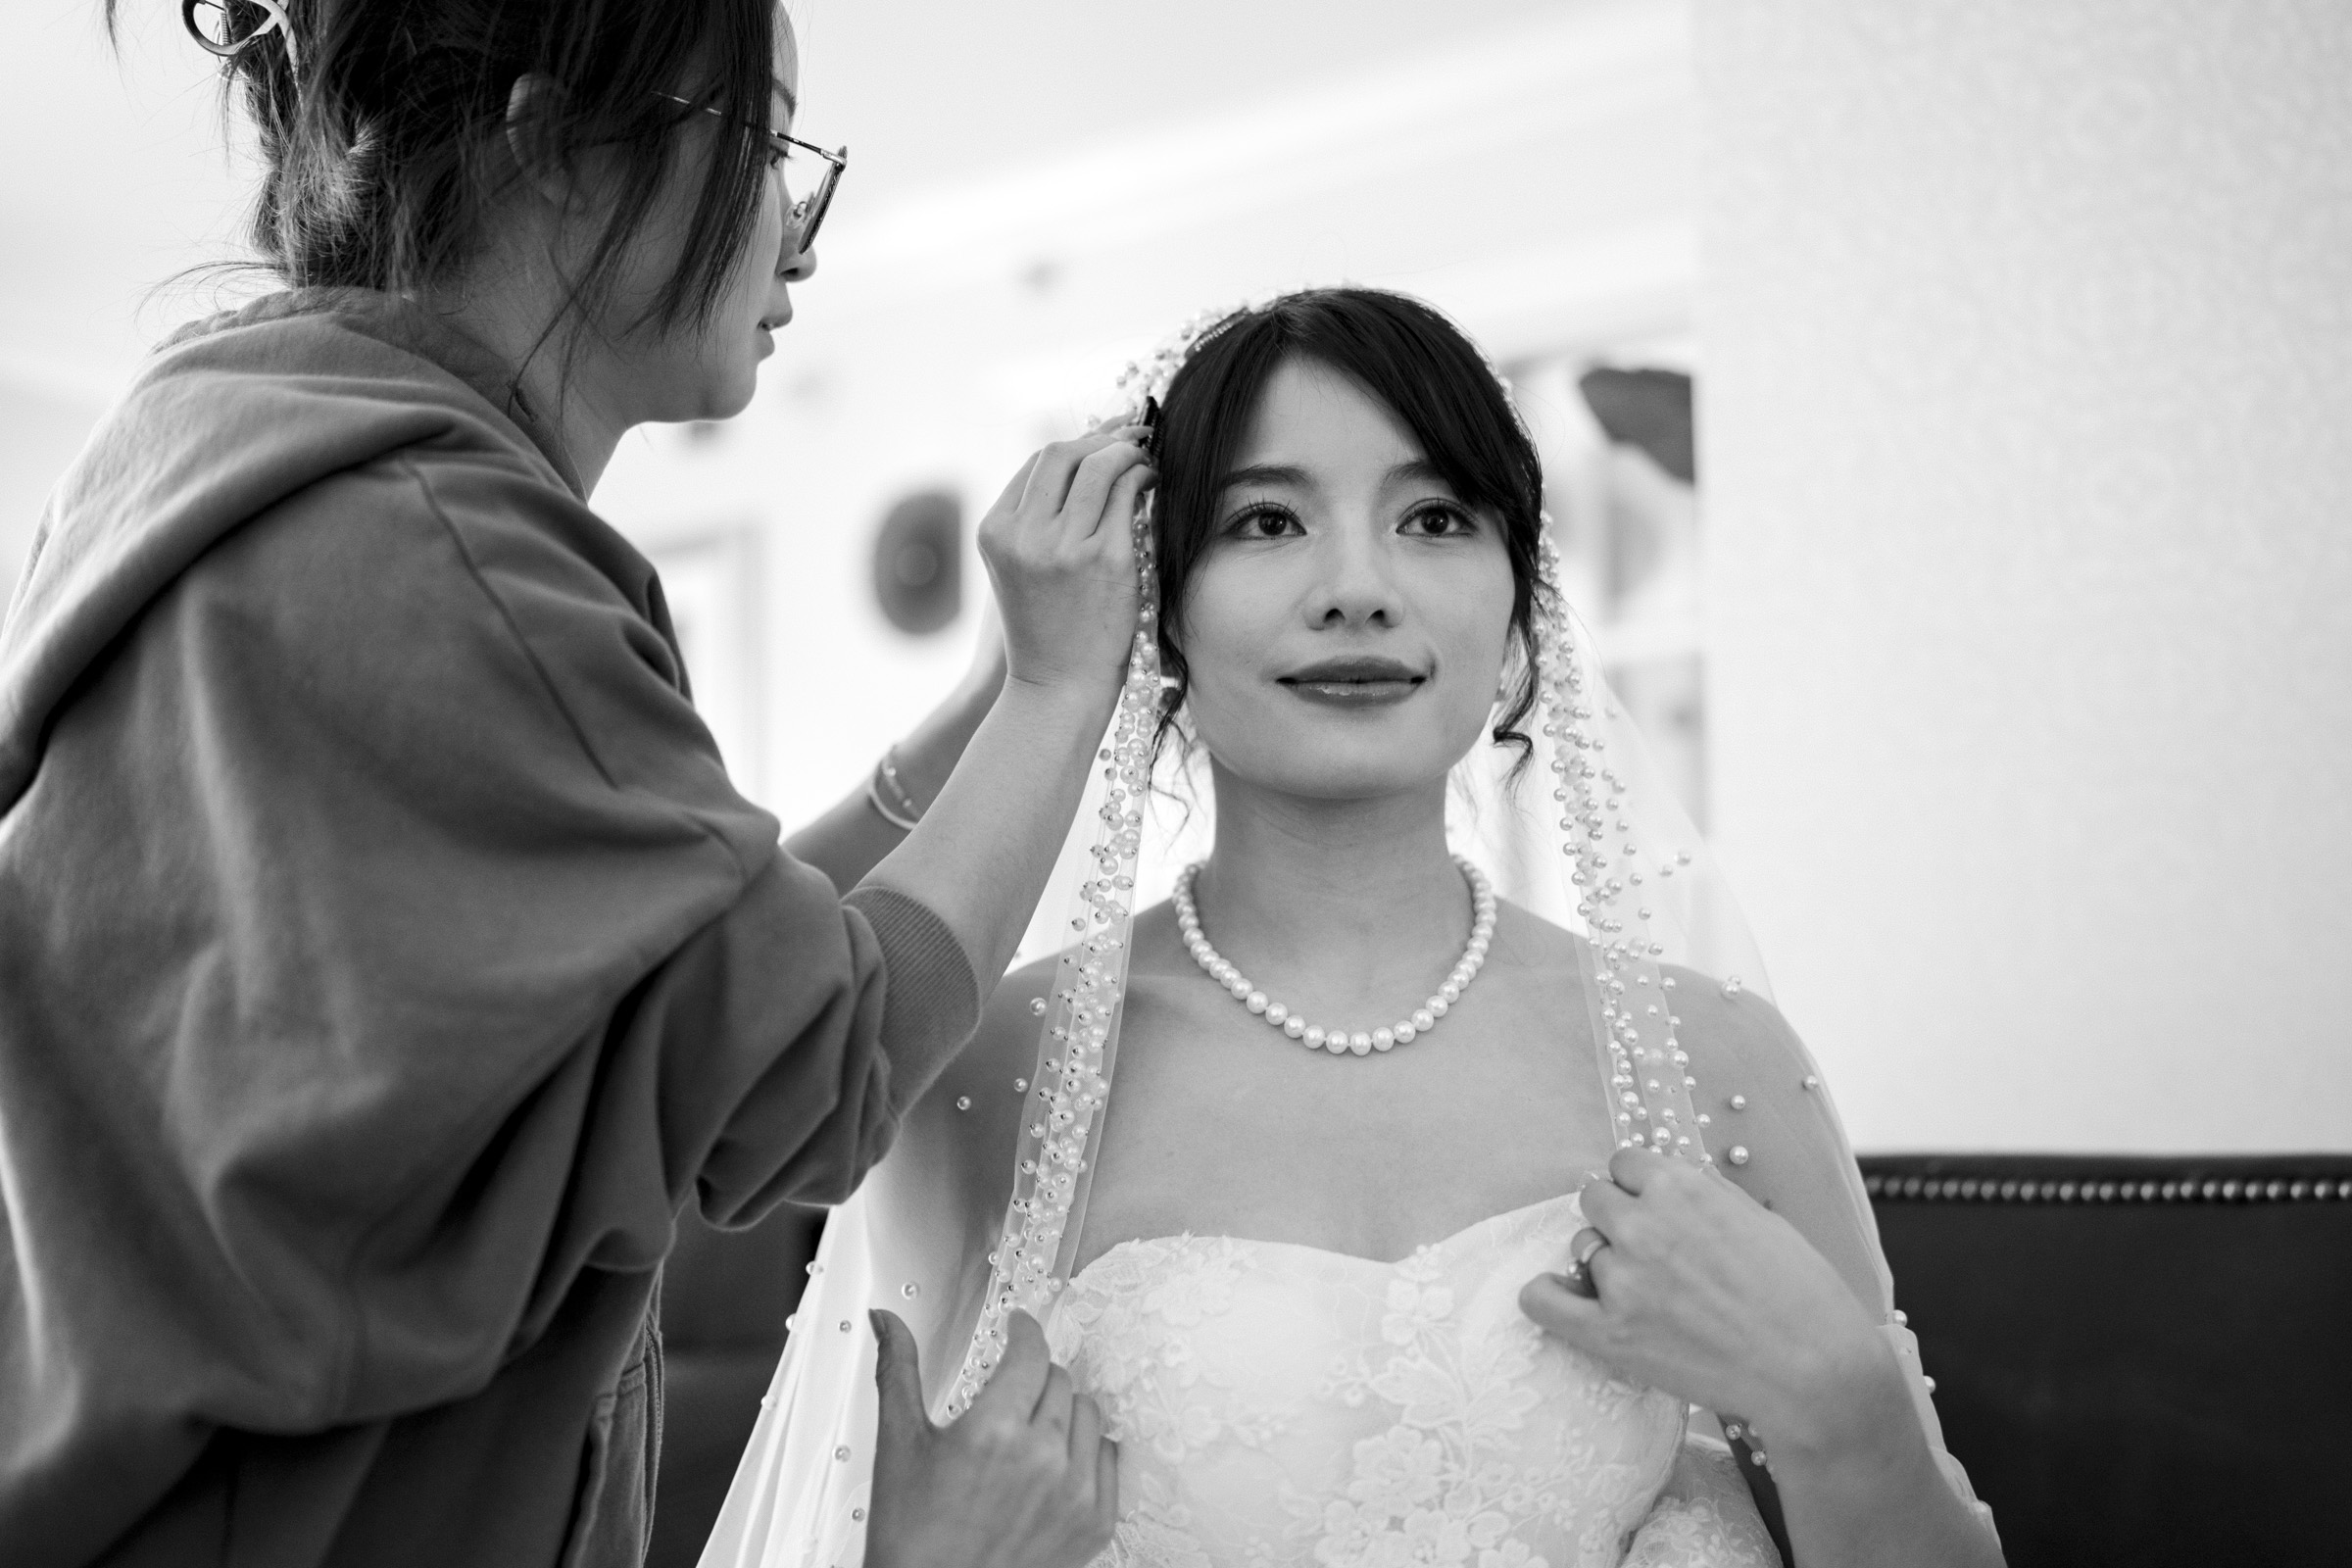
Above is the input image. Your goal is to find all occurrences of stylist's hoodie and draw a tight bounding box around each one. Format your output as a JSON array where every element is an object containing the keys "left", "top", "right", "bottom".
[{"left": 0, "top": 289, "right": 975, "bottom": 1568}]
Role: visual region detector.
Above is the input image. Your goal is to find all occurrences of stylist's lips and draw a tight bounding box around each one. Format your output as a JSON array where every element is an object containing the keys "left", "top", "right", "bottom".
[{"left": 1277, "top": 654, "right": 1427, "bottom": 707}]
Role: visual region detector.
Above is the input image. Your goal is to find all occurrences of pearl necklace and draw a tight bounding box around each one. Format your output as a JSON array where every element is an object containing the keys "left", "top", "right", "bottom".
[{"left": 1173, "top": 857, "right": 1497, "bottom": 1056}]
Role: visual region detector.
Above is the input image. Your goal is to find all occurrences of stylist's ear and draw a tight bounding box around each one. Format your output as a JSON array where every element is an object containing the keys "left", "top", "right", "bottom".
[{"left": 503, "top": 74, "right": 573, "bottom": 205}]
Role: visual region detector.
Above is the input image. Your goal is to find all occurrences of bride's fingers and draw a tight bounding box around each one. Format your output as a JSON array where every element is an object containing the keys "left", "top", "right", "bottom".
[
  {"left": 1519, "top": 1269, "right": 1612, "bottom": 1352},
  {"left": 1578, "top": 1172, "right": 1634, "bottom": 1236},
  {"left": 1605, "top": 1144, "right": 1672, "bottom": 1195}
]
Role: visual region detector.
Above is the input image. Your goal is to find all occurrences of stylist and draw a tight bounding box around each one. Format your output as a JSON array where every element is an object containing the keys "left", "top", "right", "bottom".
[{"left": 0, "top": 3, "right": 1135, "bottom": 1566}]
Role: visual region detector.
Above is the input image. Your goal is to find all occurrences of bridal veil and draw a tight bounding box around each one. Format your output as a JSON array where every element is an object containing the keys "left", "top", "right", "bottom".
[{"left": 700, "top": 297, "right": 1987, "bottom": 1568}]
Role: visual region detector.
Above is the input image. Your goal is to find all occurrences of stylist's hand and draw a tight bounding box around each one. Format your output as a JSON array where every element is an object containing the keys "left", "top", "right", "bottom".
[
  {"left": 1517, "top": 1148, "right": 1893, "bottom": 1439},
  {"left": 865, "top": 1308, "right": 1118, "bottom": 1568},
  {"left": 978, "top": 422, "right": 1152, "bottom": 701}
]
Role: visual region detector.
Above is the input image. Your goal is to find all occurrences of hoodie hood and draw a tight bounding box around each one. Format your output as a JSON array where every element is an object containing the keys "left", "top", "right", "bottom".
[{"left": 0, "top": 288, "right": 577, "bottom": 812}]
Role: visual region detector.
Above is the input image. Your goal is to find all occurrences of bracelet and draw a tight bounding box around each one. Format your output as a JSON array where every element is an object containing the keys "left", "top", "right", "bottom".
[
  {"left": 864, "top": 773, "right": 921, "bottom": 831},
  {"left": 865, "top": 747, "right": 925, "bottom": 831},
  {"left": 876, "top": 746, "right": 924, "bottom": 818}
]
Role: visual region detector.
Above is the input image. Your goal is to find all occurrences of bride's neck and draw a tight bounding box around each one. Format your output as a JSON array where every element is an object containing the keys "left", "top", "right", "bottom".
[{"left": 1193, "top": 763, "right": 1470, "bottom": 982}]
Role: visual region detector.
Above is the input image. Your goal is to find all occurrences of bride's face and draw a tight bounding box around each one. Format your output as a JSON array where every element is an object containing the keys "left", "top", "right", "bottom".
[{"left": 1179, "top": 359, "right": 1517, "bottom": 800}]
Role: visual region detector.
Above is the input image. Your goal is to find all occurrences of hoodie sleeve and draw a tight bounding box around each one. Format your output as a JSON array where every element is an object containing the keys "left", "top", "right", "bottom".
[{"left": 0, "top": 442, "right": 976, "bottom": 1473}]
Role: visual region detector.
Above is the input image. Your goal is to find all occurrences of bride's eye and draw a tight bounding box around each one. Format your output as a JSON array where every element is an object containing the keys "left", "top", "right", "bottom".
[
  {"left": 1401, "top": 503, "right": 1478, "bottom": 538},
  {"left": 1224, "top": 504, "right": 1302, "bottom": 540}
]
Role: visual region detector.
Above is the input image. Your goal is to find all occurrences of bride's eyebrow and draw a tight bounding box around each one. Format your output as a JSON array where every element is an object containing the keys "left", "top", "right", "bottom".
[
  {"left": 1215, "top": 463, "right": 1312, "bottom": 494},
  {"left": 1386, "top": 458, "right": 1456, "bottom": 492}
]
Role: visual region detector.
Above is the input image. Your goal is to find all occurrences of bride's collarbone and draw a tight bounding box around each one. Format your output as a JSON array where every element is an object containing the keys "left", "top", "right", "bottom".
[{"left": 1077, "top": 966, "right": 1611, "bottom": 1264}]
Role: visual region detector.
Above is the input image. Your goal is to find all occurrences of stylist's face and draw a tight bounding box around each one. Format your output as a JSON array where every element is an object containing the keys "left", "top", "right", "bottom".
[{"left": 608, "top": 5, "right": 812, "bottom": 425}]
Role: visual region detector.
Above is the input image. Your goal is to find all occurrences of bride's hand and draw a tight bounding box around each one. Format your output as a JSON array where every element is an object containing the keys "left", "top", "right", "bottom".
[
  {"left": 865, "top": 1308, "right": 1118, "bottom": 1568},
  {"left": 1517, "top": 1148, "right": 1899, "bottom": 1448}
]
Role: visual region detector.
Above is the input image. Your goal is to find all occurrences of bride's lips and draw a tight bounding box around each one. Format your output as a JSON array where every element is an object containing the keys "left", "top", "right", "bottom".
[{"left": 1277, "top": 655, "right": 1428, "bottom": 707}]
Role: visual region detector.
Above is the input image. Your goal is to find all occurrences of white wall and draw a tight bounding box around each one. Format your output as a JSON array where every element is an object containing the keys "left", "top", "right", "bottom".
[
  {"left": 1695, "top": 1, "right": 2352, "bottom": 1151},
  {"left": 0, "top": 382, "right": 103, "bottom": 599},
  {"left": 597, "top": 0, "right": 1702, "bottom": 838}
]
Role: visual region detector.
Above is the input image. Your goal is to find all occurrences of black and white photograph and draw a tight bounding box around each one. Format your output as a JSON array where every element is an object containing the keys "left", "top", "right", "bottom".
[{"left": 0, "top": 2, "right": 2344, "bottom": 1565}]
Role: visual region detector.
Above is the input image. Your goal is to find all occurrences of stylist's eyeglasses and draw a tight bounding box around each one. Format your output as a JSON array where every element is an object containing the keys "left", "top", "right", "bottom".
[{"left": 656, "top": 92, "right": 848, "bottom": 256}]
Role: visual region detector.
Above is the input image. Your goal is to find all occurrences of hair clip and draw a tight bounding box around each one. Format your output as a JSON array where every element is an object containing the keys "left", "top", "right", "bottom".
[
  {"left": 182, "top": 0, "right": 302, "bottom": 74},
  {"left": 1140, "top": 395, "right": 1161, "bottom": 459}
]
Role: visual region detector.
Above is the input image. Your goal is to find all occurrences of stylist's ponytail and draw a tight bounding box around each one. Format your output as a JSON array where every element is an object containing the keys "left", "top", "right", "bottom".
[{"left": 117, "top": 0, "right": 775, "bottom": 336}]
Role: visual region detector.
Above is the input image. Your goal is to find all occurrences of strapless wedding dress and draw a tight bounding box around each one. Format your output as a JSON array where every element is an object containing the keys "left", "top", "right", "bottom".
[{"left": 1041, "top": 1193, "right": 1779, "bottom": 1568}]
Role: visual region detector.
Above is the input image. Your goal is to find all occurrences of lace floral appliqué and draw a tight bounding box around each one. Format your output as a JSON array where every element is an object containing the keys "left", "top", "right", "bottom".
[{"left": 1045, "top": 1197, "right": 1777, "bottom": 1568}]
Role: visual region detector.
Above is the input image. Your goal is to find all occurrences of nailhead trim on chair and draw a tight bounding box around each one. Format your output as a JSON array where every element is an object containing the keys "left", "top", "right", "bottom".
[{"left": 1864, "top": 1173, "right": 2352, "bottom": 1203}]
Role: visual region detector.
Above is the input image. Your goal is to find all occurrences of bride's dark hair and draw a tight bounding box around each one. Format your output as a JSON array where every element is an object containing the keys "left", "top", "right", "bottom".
[{"left": 1152, "top": 286, "right": 1548, "bottom": 772}]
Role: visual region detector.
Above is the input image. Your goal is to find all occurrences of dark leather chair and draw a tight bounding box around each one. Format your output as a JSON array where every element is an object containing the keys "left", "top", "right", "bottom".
[
  {"left": 1860, "top": 1153, "right": 2352, "bottom": 1566},
  {"left": 651, "top": 1156, "right": 2352, "bottom": 1567}
]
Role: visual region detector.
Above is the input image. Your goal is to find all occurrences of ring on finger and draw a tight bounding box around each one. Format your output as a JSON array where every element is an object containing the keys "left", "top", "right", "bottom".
[
  {"left": 1571, "top": 1226, "right": 1610, "bottom": 1268},
  {"left": 1560, "top": 1225, "right": 1610, "bottom": 1296}
]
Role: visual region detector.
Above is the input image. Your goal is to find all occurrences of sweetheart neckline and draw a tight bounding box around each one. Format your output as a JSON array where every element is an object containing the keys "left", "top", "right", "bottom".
[{"left": 1064, "top": 1188, "right": 1587, "bottom": 1292}]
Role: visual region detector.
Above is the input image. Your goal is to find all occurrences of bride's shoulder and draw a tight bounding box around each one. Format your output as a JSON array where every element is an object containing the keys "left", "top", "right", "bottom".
[
  {"left": 1494, "top": 905, "right": 1881, "bottom": 1290},
  {"left": 1657, "top": 968, "right": 1887, "bottom": 1302},
  {"left": 1487, "top": 897, "right": 1584, "bottom": 969},
  {"left": 1488, "top": 897, "right": 1811, "bottom": 1096},
  {"left": 967, "top": 902, "right": 1188, "bottom": 1074}
]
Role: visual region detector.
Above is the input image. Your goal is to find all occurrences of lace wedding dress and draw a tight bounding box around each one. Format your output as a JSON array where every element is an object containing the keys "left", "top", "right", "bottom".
[
  {"left": 699, "top": 301, "right": 1995, "bottom": 1568},
  {"left": 1041, "top": 1193, "right": 1778, "bottom": 1568}
]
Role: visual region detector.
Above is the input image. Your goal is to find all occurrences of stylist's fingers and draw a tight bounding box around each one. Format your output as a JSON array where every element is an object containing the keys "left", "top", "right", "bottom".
[
  {"left": 971, "top": 1309, "right": 1053, "bottom": 1422},
  {"left": 1055, "top": 438, "right": 1152, "bottom": 542},
  {"left": 1094, "top": 1419, "right": 1121, "bottom": 1533},
  {"left": 1070, "top": 1392, "right": 1117, "bottom": 1533},
  {"left": 1066, "top": 1387, "right": 1103, "bottom": 1473},
  {"left": 987, "top": 451, "right": 1042, "bottom": 519},
  {"left": 1033, "top": 1361, "right": 1076, "bottom": 1436},
  {"left": 1099, "top": 462, "right": 1156, "bottom": 545},
  {"left": 868, "top": 1310, "right": 933, "bottom": 1437},
  {"left": 1020, "top": 430, "right": 1146, "bottom": 520}
]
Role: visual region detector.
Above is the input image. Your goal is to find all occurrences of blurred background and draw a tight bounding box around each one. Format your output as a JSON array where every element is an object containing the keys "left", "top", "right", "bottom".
[{"left": 5, "top": 0, "right": 2347, "bottom": 1156}]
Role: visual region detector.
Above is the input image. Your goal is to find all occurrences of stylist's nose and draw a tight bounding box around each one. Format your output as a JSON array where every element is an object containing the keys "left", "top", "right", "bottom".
[{"left": 780, "top": 241, "right": 817, "bottom": 284}]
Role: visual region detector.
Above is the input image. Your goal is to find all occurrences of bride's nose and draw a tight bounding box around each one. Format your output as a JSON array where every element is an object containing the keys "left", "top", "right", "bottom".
[{"left": 1305, "top": 529, "right": 1404, "bottom": 629}]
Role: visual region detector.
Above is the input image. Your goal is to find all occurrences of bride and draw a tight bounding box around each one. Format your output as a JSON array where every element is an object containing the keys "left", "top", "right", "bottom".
[{"left": 703, "top": 289, "right": 2002, "bottom": 1568}]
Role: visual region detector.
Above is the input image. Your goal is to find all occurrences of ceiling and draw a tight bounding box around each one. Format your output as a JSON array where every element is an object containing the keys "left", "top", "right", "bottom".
[{"left": 0, "top": 0, "right": 1563, "bottom": 404}]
